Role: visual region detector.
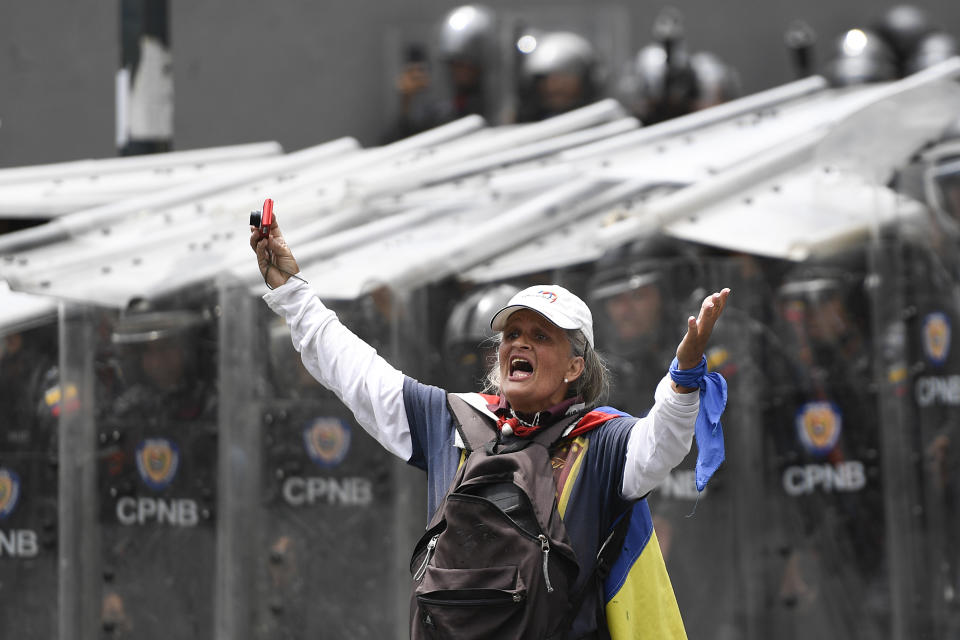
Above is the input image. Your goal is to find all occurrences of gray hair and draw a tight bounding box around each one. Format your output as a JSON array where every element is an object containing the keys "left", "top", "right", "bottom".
[{"left": 484, "top": 328, "right": 610, "bottom": 406}]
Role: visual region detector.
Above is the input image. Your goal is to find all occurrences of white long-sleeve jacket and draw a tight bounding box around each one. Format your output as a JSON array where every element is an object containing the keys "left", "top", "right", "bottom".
[{"left": 263, "top": 278, "right": 699, "bottom": 500}]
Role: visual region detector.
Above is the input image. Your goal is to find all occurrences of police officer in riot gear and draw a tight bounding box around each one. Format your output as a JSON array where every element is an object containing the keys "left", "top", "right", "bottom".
[
  {"left": 588, "top": 240, "right": 752, "bottom": 639},
  {"left": 389, "top": 4, "right": 499, "bottom": 140},
  {"left": 514, "top": 30, "right": 602, "bottom": 122},
  {"left": 821, "top": 4, "right": 957, "bottom": 86},
  {"left": 872, "top": 4, "right": 935, "bottom": 69},
  {"left": 764, "top": 265, "right": 889, "bottom": 638},
  {"left": 617, "top": 7, "right": 696, "bottom": 124},
  {"left": 587, "top": 236, "right": 700, "bottom": 417},
  {"left": 97, "top": 303, "right": 218, "bottom": 639},
  {"left": 617, "top": 7, "right": 740, "bottom": 124},
  {"left": 904, "top": 30, "right": 959, "bottom": 75},
  {"left": 109, "top": 307, "right": 216, "bottom": 422}
]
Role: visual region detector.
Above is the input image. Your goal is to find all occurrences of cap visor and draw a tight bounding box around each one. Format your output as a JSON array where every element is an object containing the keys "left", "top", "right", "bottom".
[{"left": 490, "top": 304, "right": 579, "bottom": 332}]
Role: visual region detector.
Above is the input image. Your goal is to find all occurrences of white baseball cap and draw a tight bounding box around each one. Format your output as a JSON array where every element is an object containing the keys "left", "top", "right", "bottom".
[{"left": 489, "top": 284, "right": 595, "bottom": 347}]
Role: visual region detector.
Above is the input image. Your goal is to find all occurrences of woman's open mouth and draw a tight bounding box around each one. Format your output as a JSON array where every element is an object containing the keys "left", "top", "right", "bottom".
[{"left": 508, "top": 357, "right": 534, "bottom": 381}]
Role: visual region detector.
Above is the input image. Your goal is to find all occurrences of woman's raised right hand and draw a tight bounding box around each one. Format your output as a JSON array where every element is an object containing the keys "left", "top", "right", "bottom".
[{"left": 249, "top": 216, "right": 301, "bottom": 289}]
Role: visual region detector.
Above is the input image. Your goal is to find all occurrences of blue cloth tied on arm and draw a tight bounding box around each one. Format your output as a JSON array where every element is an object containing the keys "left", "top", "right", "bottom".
[{"left": 670, "top": 356, "right": 727, "bottom": 492}]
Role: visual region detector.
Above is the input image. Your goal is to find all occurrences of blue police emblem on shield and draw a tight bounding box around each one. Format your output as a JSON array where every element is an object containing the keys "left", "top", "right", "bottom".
[
  {"left": 923, "top": 312, "right": 951, "bottom": 367},
  {"left": 0, "top": 468, "right": 21, "bottom": 520},
  {"left": 795, "top": 401, "right": 842, "bottom": 457},
  {"left": 303, "top": 418, "right": 351, "bottom": 467},
  {"left": 135, "top": 438, "right": 180, "bottom": 490}
]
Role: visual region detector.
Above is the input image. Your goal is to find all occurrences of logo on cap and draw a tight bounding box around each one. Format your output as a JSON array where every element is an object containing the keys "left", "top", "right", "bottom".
[
  {"left": 535, "top": 290, "right": 558, "bottom": 303},
  {"left": 136, "top": 438, "right": 180, "bottom": 490},
  {"left": 923, "top": 312, "right": 951, "bottom": 366},
  {"left": 303, "top": 418, "right": 351, "bottom": 467},
  {"left": 0, "top": 468, "right": 21, "bottom": 519},
  {"left": 795, "top": 401, "right": 842, "bottom": 457}
]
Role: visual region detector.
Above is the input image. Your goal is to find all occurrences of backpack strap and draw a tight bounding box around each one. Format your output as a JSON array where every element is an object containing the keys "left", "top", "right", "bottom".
[
  {"left": 555, "top": 504, "right": 634, "bottom": 639},
  {"left": 447, "top": 393, "right": 588, "bottom": 455},
  {"left": 447, "top": 394, "right": 498, "bottom": 453}
]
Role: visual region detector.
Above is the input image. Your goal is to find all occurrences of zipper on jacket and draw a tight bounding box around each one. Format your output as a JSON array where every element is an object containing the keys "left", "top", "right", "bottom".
[
  {"left": 414, "top": 534, "right": 439, "bottom": 582},
  {"left": 538, "top": 534, "right": 554, "bottom": 593}
]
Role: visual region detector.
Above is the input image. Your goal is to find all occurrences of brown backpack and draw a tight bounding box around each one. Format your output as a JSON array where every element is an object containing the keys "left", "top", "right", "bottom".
[{"left": 409, "top": 395, "right": 583, "bottom": 640}]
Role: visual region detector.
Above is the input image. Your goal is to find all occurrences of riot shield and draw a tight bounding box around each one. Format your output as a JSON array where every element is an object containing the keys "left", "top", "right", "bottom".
[
  {"left": 584, "top": 244, "right": 764, "bottom": 639},
  {"left": 0, "top": 317, "right": 59, "bottom": 638},
  {"left": 58, "top": 292, "right": 221, "bottom": 639},
  {"left": 887, "top": 139, "right": 960, "bottom": 637},
  {"left": 898, "top": 241, "right": 960, "bottom": 637},
  {"left": 218, "top": 282, "right": 427, "bottom": 640},
  {"left": 758, "top": 252, "right": 892, "bottom": 639}
]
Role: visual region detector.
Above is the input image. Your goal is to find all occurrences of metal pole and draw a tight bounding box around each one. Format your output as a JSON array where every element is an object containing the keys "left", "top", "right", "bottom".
[{"left": 117, "top": 0, "right": 173, "bottom": 156}]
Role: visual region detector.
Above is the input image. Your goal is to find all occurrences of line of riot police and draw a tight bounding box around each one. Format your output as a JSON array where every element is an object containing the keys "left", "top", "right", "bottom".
[{"left": 386, "top": 3, "right": 958, "bottom": 142}]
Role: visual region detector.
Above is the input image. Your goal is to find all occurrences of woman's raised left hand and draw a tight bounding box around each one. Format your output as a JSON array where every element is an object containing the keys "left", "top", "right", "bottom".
[{"left": 675, "top": 288, "right": 731, "bottom": 370}]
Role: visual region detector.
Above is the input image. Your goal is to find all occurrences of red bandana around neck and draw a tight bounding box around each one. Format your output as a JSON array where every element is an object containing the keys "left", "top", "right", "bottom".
[{"left": 480, "top": 394, "right": 622, "bottom": 440}]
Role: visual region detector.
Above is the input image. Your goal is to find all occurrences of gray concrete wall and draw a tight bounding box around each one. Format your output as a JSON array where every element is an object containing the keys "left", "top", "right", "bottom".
[{"left": 2, "top": 1, "right": 958, "bottom": 167}]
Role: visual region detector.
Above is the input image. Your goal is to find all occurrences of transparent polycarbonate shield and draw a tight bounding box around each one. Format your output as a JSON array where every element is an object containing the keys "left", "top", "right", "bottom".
[
  {"left": 0, "top": 317, "right": 60, "bottom": 639},
  {"left": 892, "top": 241, "right": 960, "bottom": 639},
  {"left": 584, "top": 245, "right": 765, "bottom": 640},
  {"left": 758, "top": 249, "right": 893, "bottom": 640},
  {"left": 217, "top": 281, "right": 427, "bottom": 640},
  {"left": 881, "top": 138, "right": 960, "bottom": 639},
  {"left": 58, "top": 290, "right": 221, "bottom": 640}
]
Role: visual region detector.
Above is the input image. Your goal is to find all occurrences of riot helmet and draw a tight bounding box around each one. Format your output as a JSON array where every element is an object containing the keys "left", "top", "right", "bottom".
[
  {"left": 689, "top": 51, "right": 742, "bottom": 111},
  {"left": 111, "top": 304, "right": 211, "bottom": 394},
  {"left": 872, "top": 4, "right": 934, "bottom": 63},
  {"left": 822, "top": 28, "right": 899, "bottom": 86},
  {"left": 587, "top": 235, "right": 701, "bottom": 414},
  {"left": 439, "top": 4, "right": 496, "bottom": 65},
  {"left": 903, "top": 31, "right": 959, "bottom": 75},
  {"left": 442, "top": 283, "right": 521, "bottom": 391},
  {"left": 438, "top": 4, "right": 496, "bottom": 93},
  {"left": 615, "top": 7, "right": 741, "bottom": 124},
  {"left": 588, "top": 236, "right": 700, "bottom": 355},
  {"left": 926, "top": 115, "right": 960, "bottom": 236},
  {"left": 774, "top": 266, "right": 868, "bottom": 369},
  {"left": 516, "top": 30, "right": 601, "bottom": 121}
]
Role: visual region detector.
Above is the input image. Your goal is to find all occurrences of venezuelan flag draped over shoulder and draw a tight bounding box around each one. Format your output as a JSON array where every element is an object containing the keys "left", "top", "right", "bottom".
[
  {"left": 603, "top": 354, "right": 728, "bottom": 638},
  {"left": 605, "top": 499, "right": 687, "bottom": 639}
]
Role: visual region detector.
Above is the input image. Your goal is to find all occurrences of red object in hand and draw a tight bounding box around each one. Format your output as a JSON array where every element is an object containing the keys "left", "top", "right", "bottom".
[
  {"left": 259, "top": 198, "right": 274, "bottom": 238},
  {"left": 250, "top": 198, "right": 274, "bottom": 239}
]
